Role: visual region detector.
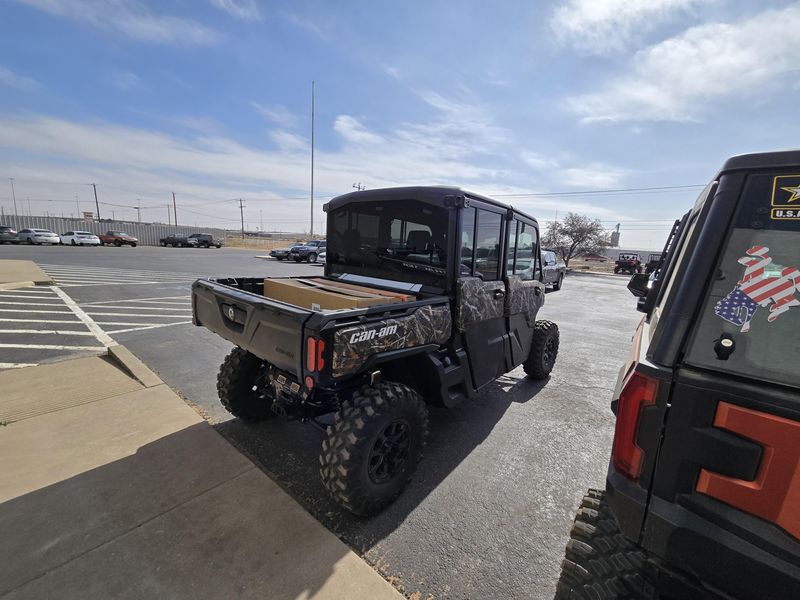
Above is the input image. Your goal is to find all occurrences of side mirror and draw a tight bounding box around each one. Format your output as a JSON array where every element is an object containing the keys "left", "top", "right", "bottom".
[{"left": 627, "top": 273, "right": 650, "bottom": 298}]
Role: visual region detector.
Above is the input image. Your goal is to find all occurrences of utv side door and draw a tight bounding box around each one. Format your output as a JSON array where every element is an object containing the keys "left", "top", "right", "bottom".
[
  {"left": 455, "top": 202, "right": 509, "bottom": 389},
  {"left": 504, "top": 218, "right": 544, "bottom": 367},
  {"left": 644, "top": 170, "right": 800, "bottom": 599}
]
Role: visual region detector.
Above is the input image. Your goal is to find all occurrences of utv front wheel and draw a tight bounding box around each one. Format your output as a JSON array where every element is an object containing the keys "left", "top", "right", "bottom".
[
  {"left": 216, "top": 347, "right": 277, "bottom": 422},
  {"left": 555, "top": 489, "right": 656, "bottom": 599},
  {"left": 320, "top": 381, "right": 428, "bottom": 515},
  {"left": 523, "top": 320, "right": 559, "bottom": 380}
]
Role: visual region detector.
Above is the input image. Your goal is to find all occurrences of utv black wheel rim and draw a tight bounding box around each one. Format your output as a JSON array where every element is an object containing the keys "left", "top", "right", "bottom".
[
  {"left": 543, "top": 336, "right": 556, "bottom": 367},
  {"left": 368, "top": 419, "right": 411, "bottom": 484}
]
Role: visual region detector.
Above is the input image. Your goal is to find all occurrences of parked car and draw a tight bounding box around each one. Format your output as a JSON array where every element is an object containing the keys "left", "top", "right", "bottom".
[
  {"left": 17, "top": 228, "right": 60, "bottom": 245},
  {"left": 316, "top": 250, "right": 326, "bottom": 264},
  {"left": 187, "top": 233, "right": 223, "bottom": 248},
  {"left": 192, "top": 186, "right": 559, "bottom": 515},
  {"left": 160, "top": 234, "right": 199, "bottom": 248},
  {"left": 289, "top": 239, "right": 326, "bottom": 262},
  {"left": 99, "top": 231, "right": 138, "bottom": 247},
  {"left": 269, "top": 246, "right": 293, "bottom": 260},
  {"left": 0, "top": 225, "right": 18, "bottom": 244},
  {"left": 60, "top": 230, "right": 101, "bottom": 246},
  {"left": 541, "top": 249, "right": 566, "bottom": 290},
  {"left": 555, "top": 150, "right": 800, "bottom": 600}
]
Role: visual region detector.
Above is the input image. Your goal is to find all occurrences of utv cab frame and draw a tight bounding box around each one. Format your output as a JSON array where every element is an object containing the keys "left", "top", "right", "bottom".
[
  {"left": 192, "top": 186, "right": 560, "bottom": 515},
  {"left": 557, "top": 151, "right": 800, "bottom": 599}
]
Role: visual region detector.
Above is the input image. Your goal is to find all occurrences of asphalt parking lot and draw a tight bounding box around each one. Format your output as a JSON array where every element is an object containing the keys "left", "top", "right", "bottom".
[{"left": 0, "top": 244, "right": 642, "bottom": 599}]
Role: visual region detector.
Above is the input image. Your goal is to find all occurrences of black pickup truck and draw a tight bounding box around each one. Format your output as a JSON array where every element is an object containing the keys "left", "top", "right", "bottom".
[{"left": 193, "top": 186, "right": 560, "bottom": 514}]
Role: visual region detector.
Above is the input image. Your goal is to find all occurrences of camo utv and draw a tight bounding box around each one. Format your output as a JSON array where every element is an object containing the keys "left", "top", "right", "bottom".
[
  {"left": 192, "top": 187, "right": 560, "bottom": 515},
  {"left": 556, "top": 150, "right": 800, "bottom": 599}
]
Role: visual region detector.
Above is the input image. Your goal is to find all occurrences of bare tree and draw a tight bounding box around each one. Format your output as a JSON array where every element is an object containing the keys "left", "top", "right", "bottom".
[{"left": 543, "top": 212, "right": 611, "bottom": 267}]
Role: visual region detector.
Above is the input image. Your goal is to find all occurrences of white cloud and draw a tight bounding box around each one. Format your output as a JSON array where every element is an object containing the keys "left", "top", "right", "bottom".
[
  {"left": 250, "top": 102, "right": 300, "bottom": 128},
  {"left": 210, "top": 0, "right": 261, "bottom": 21},
  {"left": 270, "top": 130, "right": 308, "bottom": 152},
  {"left": 334, "top": 116, "right": 383, "bottom": 145},
  {"left": 0, "top": 66, "right": 40, "bottom": 90},
  {"left": 520, "top": 151, "right": 559, "bottom": 170},
  {"left": 557, "top": 164, "right": 627, "bottom": 188},
  {"left": 13, "top": 0, "right": 219, "bottom": 45},
  {"left": 551, "top": 0, "right": 702, "bottom": 54},
  {"left": 570, "top": 5, "right": 800, "bottom": 122},
  {"left": 111, "top": 71, "right": 141, "bottom": 91}
]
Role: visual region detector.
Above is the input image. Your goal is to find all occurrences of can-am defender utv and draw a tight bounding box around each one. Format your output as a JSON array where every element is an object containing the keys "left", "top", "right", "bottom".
[{"left": 192, "top": 187, "right": 560, "bottom": 515}]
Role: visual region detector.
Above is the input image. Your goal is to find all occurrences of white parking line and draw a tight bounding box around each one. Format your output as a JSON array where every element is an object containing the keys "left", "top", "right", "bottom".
[
  {"left": 51, "top": 286, "right": 115, "bottom": 347},
  {"left": 0, "top": 308, "right": 75, "bottom": 314},
  {"left": 0, "top": 362, "right": 37, "bottom": 369},
  {"left": 0, "top": 318, "right": 83, "bottom": 324},
  {"left": 0, "top": 288, "right": 55, "bottom": 294},
  {"left": 79, "top": 295, "right": 189, "bottom": 305},
  {"left": 0, "top": 301, "right": 74, "bottom": 307},
  {"left": 0, "top": 329, "right": 96, "bottom": 336},
  {"left": 0, "top": 294, "right": 59, "bottom": 300},
  {"left": 84, "top": 311, "right": 191, "bottom": 318},
  {"left": 0, "top": 343, "right": 106, "bottom": 351},
  {"left": 105, "top": 321, "right": 192, "bottom": 334},
  {"left": 80, "top": 321, "right": 180, "bottom": 327},
  {"left": 83, "top": 305, "right": 191, "bottom": 312}
]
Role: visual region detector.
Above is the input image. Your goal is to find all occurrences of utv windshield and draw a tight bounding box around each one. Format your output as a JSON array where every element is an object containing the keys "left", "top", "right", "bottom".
[
  {"left": 326, "top": 198, "right": 449, "bottom": 288},
  {"left": 685, "top": 172, "right": 800, "bottom": 389}
]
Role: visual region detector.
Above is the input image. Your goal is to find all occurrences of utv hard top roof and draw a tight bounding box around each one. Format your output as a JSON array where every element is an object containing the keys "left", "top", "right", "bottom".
[
  {"left": 720, "top": 149, "right": 800, "bottom": 172},
  {"left": 324, "top": 186, "right": 538, "bottom": 224}
]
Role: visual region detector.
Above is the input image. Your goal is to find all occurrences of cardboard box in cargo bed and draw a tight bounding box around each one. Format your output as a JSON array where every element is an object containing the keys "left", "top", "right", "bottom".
[{"left": 263, "top": 278, "right": 401, "bottom": 310}]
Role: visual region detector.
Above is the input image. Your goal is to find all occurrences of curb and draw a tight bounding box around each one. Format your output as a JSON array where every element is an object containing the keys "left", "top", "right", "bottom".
[
  {"left": 0, "top": 280, "right": 37, "bottom": 290},
  {"left": 106, "top": 345, "right": 163, "bottom": 388}
]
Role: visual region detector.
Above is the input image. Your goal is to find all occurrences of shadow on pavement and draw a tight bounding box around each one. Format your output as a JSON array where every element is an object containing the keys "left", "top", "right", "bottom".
[
  {"left": 213, "top": 373, "right": 549, "bottom": 555},
  {"left": 0, "top": 423, "right": 367, "bottom": 600}
]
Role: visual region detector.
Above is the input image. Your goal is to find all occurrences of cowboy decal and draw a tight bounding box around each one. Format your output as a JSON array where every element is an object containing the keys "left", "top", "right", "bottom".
[{"left": 714, "top": 245, "right": 800, "bottom": 333}]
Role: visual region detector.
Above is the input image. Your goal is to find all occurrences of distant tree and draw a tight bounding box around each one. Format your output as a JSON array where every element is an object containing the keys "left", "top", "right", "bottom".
[{"left": 543, "top": 212, "right": 611, "bottom": 267}]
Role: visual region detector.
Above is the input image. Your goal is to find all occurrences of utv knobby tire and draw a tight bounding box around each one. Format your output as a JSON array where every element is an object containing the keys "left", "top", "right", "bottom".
[
  {"left": 523, "top": 320, "right": 559, "bottom": 380},
  {"left": 555, "top": 489, "right": 656, "bottom": 599},
  {"left": 216, "top": 347, "right": 276, "bottom": 422},
  {"left": 320, "top": 381, "right": 428, "bottom": 516}
]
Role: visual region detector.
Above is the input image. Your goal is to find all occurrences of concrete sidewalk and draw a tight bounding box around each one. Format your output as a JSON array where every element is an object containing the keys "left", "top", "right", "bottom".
[
  {"left": 0, "top": 259, "right": 53, "bottom": 289},
  {"left": 0, "top": 352, "right": 402, "bottom": 600}
]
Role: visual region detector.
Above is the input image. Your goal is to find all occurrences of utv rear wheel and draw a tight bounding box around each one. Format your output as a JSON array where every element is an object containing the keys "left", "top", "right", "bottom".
[
  {"left": 216, "top": 347, "right": 277, "bottom": 422},
  {"left": 320, "top": 381, "right": 428, "bottom": 516},
  {"left": 523, "top": 320, "right": 559, "bottom": 380},
  {"left": 555, "top": 489, "right": 656, "bottom": 599}
]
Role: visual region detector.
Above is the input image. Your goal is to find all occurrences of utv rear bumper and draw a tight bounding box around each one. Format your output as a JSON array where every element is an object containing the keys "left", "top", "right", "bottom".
[{"left": 607, "top": 471, "right": 800, "bottom": 600}]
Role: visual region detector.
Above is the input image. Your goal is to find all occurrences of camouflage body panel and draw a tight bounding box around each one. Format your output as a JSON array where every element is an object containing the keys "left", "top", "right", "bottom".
[
  {"left": 454, "top": 276, "right": 505, "bottom": 332},
  {"left": 331, "top": 303, "right": 452, "bottom": 378},
  {"left": 505, "top": 274, "right": 545, "bottom": 323}
]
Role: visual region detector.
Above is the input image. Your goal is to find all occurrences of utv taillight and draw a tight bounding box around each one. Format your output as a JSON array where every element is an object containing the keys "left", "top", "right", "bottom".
[
  {"left": 612, "top": 371, "right": 659, "bottom": 480},
  {"left": 306, "top": 337, "right": 326, "bottom": 373}
]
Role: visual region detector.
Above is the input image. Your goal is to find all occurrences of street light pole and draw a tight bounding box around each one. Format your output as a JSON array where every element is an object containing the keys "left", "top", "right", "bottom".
[
  {"left": 9, "top": 178, "right": 17, "bottom": 216},
  {"left": 310, "top": 80, "right": 315, "bottom": 238}
]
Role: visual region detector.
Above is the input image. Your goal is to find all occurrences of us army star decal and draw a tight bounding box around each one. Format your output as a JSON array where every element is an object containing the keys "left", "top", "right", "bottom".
[{"left": 780, "top": 184, "right": 800, "bottom": 203}]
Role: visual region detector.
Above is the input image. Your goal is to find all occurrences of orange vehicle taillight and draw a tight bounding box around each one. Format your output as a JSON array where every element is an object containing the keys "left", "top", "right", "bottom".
[
  {"left": 612, "top": 371, "right": 659, "bottom": 480},
  {"left": 306, "top": 337, "right": 326, "bottom": 373}
]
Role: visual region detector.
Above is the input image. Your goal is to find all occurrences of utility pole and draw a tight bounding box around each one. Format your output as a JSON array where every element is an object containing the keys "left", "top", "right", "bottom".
[
  {"left": 172, "top": 192, "right": 178, "bottom": 227},
  {"left": 135, "top": 201, "right": 141, "bottom": 223},
  {"left": 239, "top": 198, "right": 245, "bottom": 239},
  {"left": 75, "top": 195, "right": 80, "bottom": 215},
  {"left": 167, "top": 205, "right": 171, "bottom": 226},
  {"left": 91, "top": 183, "right": 100, "bottom": 220},
  {"left": 260, "top": 209, "right": 263, "bottom": 231},
  {"left": 353, "top": 182, "right": 365, "bottom": 191},
  {"left": 26, "top": 197, "right": 31, "bottom": 216},
  {"left": 9, "top": 178, "right": 18, "bottom": 216},
  {"left": 310, "top": 80, "right": 315, "bottom": 238}
]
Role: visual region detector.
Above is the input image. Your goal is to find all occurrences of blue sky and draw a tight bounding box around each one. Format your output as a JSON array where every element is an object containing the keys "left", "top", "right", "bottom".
[{"left": 1, "top": 0, "right": 800, "bottom": 247}]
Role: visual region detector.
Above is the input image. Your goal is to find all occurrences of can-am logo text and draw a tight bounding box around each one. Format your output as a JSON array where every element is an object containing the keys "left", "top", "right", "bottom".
[{"left": 349, "top": 324, "right": 399, "bottom": 344}]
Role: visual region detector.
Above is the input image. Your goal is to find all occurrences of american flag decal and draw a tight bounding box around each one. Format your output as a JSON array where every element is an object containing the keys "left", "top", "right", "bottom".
[{"left": 714, "top": 246, "right": 800, "bottom": 332}]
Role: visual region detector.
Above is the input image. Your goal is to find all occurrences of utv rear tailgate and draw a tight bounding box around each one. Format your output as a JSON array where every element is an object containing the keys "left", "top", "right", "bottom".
[{"left": 192, "top": 278, "right": 312, "bottom": 376}]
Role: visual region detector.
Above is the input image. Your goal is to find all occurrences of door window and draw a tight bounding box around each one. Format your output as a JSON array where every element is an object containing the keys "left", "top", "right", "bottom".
[
  {"left": 510, "top": 220, "right": 537, "bottom": 280},
  {"left": 459, "top": 206, "right": 476, "bottom": 276},
  {"left": 474, "top": 209, "right": 503, "bottom": 280}
]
